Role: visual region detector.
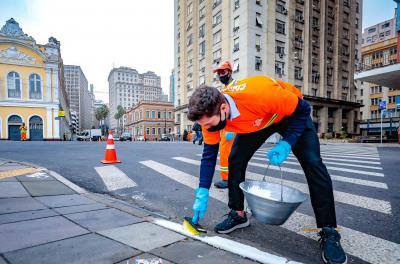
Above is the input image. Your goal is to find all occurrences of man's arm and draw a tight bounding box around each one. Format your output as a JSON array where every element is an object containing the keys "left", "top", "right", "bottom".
[
  {"left": 281, "top": 98, "right": 311, "bottom": 148},
  {"left": 199, "top": 143, "right": 219, "bottom": 189}
]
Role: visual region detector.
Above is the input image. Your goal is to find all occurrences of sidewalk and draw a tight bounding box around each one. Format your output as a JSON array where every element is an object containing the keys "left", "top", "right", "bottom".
[{"left": 0, "top": 159, "right": 301, "bottom": 264}]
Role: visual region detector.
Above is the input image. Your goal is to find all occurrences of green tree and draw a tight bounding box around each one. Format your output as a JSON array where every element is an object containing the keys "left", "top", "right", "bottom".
[
  {"left": 95, "top": 104, "right": 109, "bottom": 135},
  {"left": 114, "top": 105, "right": 125, "bottom": 134}
]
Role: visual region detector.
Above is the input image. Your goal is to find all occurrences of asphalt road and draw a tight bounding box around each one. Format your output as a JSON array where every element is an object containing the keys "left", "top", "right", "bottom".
[{"left": 0, "top": 140, "right": 399, "bottom": 264}]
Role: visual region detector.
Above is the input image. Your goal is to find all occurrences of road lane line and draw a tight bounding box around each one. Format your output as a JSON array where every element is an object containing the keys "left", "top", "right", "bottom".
[
  {"left": 140, "top": 160, "right": 399, "bottom": 264},
  {"left": 94, "top": 165, "right": 136, "bottom": 191},
  {"left": 173, "top": 157, "right": 391, "bottom": 214}
]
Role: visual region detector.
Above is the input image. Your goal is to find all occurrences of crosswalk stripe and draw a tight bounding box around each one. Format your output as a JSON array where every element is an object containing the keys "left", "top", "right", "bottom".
[
  {"left": 194, "top": 154, "right": 388, "bottom": 189},
  {"left": 319, "top": 151, "right": 379, "bottom": 158},
  {"left": 256, "top": 150, "right": 380, "bottom": 161},
  {"left": 249, "top": 156, "right": 384, "bottom": 177},
  {"left": 173, "top": 157, "right": 391, "bottom": 215},
  {"left": 259, "top": 147, "right": 379, "bottom": 155},
  {"left": 94, "top": 165, "right": 136, "bottom": 191},
  {"left": 252, "top": 153, "right": 382, "bottom": 170},
  {"left": 140, "top": 160, "right": 400, "bottom": 264}
]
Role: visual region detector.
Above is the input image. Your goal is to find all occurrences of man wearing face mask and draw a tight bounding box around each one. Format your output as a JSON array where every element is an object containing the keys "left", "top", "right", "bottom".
[
  {"left": 187, "top": 76, "right": 347, "bottom": 264},
  {"left": 213, "top": 61, "right": 236, "bottom": 189}
]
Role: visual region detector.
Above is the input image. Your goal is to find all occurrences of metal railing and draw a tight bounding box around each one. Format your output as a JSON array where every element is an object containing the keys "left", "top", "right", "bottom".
[{"left": 356, "top": 55, "right": 398, "bottom": 72}]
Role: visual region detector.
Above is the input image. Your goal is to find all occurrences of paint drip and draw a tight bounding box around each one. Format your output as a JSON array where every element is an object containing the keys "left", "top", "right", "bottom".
[{"left": 247, "top": 185, "right": 281, "bottom": 201}]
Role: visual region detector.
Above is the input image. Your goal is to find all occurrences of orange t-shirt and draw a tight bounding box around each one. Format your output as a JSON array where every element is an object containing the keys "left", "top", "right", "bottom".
[{"left": 202, "top": 76, "right": 303, "bottom": 145}]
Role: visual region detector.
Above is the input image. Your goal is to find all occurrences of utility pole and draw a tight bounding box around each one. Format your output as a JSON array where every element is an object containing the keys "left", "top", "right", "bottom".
[{"left": 164, "top": 108, "right": 167, "bottom": 134}]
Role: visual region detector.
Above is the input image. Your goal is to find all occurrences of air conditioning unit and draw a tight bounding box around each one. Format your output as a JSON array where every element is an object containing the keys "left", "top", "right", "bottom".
[
  {"left": 234, "top": 46, "right": 239, "bottom": 52},
  {"left": 279, "top": 53, "right": 284, "bottom": 58},
  {"left": 327, "top": 46, "right": 333, "bottom": 52},
  {"left": 256, "top": 45, "right": 261, "bottom": 51},
  {"left": 233, "top": 26, "right": 240, "bottom": 32}
]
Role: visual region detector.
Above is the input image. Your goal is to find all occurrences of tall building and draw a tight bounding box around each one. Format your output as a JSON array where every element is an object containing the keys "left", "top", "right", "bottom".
[
  {"left": 169, "top": 69, "right": 175, "bottom": 103},
  {"left": 0, "top": 18, "right": 71, "bottom": 140},
  {"left": 108, "top": 66, "right": 162, "bottom": 129},
  {"left": 358, "top": 15, "right": 399, "bottom": 137},
  {"left": 174, "top": 0, "right": 362, "bottom": 137},
  {"left": 88, "top": 84, "right": 97, "bottom": 128},
  {"left": 64, "top": 65, "right": 90, "bottom": 131}
]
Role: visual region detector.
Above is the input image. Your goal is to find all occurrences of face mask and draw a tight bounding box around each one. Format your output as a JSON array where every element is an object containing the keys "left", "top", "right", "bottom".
[
  {"left": 207, "top": 111, "right": 227, "bottom": 132},
  {"left": 219, "top": 74, "right": 231, "bottom": 85}
]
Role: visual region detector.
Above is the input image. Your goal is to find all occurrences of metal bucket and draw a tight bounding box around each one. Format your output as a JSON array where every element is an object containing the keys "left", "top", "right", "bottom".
[{"left": 239, "top": 165, "right": 307, "bottom": 225}]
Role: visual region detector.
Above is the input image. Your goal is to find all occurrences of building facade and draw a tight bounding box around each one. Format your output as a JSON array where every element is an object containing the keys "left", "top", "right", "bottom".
[
  {"left": 88, "top": 84, "right": 97, "bottom": 128},
  {"left": 126, "top": 101, "right": 174, "bottom": 141},
  {"left": 0, "top": 18, "right": 71, "bottom": 140},
  {"left": 64, "top": 65, "right": 91, "bottom": 131},
  {"left": 169, "top": 69, "right": 175, "bottom": 104},
  {"left": 174, "top": 0, "right": 362, "bottom": 137},
  {"left": 108, "top": 67, "right": 162, "bottom": 129},
  {"left": 358, "top": 15, "right": 399, "bottom": 137}
]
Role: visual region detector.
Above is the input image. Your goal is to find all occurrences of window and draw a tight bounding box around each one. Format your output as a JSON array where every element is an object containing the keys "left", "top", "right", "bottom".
[
  {"left": 152, "top": 111, "right": 155, "bottom": 118},
  {"left": 327, "top": 91, "right": 332, "bottom": 99},
  {"left": 213, "top": 0, "right": 221, "bottom": 9},
  {"left": 213, "top": 30, "right": 221, "bottom": 45},
  {"left": 187, "top": 2, "right": 193, "bottom": 15},
  {"left": 146, "top": 127, "right": 150, "bottom": 135},
  {"left": 157, "top": 111, "right": 161, "bottom": 118},
  {"left": 385, "top": 30, "right": 391, "bottom": 36},
  {"left": 276, "top": 40, "right": 285, "bottom": 57},
  {"left": 276, "top": 0, "right": 287, "bottom": 14},
  {"left": 295, "top": 67, "right": 303, "bottom": 80},
  {"left": 152, "top": 128, "right": 156, "bottom": 135},
  {"left": 213, "top": 49, "right": 222, "bottom": 64},
  {"left": 199, "top": 24, "right": 205, "bottom": 38},
  {"left": 29, "top": 73, "right": 42, "bottom": 99},
  {"left": 276, "top": 19, "right": 285, "bottom": 34},
  {"left": 255, "top": 56, "right": 262, "bottom": 71},
  {"left": 233, "top": 38, "right": 239, "bottom": 52},
  {"left": 382, "top": 22, "right": 390, "bottom": 29},
  {"left": 368, "top": 27, "right": 376, "bottom": 34},
  {"left": 187, "top": 18, "right": 193, "bottom": 31},
  {"left": 233, "top": 16, "right": 240, "bottom": 32},
  {"left": 146, "top": 111, "right": 150, "bottom": 118},
  {"left": 233, "top": 59, "right": 239, "bottom": 73},
  {"left": 295, "top": 10, "right": 304, "bottom": 23},
  {"left": 255, "top": 34, "right": 261, "bottom": 51},
  {"left": 256, "top": 0, "right": 261, "bottom": 5},
  {"left": 234, "top": 0, "right": 240, "bottom": 9},
  {"left": 256, "top": 13, "right": 262, "bottom": 27},
  {"left": 213, "top": 12, "right": 222, "bottom": 27},
  {"left": 275, "top": 61, "right": 285, "bottom": 75},
  {"left": 187, "top": 33, "right": 193, "bottom": 46},
  {"left": 199, "top": 6, "right": 205, "bottom": 20},
  {"left": 199, "top": 41, "right": 205, "bottom": 57},
  {"left": 7, "top": 71, "right": 21, "bottom": 98}
]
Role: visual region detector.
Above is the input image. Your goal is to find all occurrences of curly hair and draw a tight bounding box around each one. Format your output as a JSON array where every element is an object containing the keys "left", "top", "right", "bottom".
[{"left": 187, "top": 85, "right": 226, "bottom": 121}]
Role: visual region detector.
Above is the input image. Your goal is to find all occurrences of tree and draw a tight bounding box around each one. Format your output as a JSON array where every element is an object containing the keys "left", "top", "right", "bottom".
[
  {"left": 114, "top": 105, "right": 125, "bottom": 134},
  {"left": 95, "top": 104, "right": 109, "bottom": 135}
]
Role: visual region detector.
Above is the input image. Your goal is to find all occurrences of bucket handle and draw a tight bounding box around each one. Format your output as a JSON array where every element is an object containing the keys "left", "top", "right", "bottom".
[{"left": 262, "top": 163, "right": 284, "bottom": 202}]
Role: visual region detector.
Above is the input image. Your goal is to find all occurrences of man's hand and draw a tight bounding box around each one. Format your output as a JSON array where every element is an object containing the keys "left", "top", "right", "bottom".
[
  {"left": 192, "top": 187, "right": 209, "bottom": 223},
  {"left": 267, "top": 140, "right": 291, "bottom": 166},
  {"left": 225, "top": 131, "right": 235, "bottom": 141}
]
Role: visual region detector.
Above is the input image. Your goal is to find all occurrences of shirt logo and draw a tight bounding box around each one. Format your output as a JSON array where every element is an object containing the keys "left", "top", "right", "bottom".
[
  {"left": 222, "top": 83, "right": 247, "bottom": 92},
  {"left": 253, "top": 118, "right": 263, "bottom": 127}
]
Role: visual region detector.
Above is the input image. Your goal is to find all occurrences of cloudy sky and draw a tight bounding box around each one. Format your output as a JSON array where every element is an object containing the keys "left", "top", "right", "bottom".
[
  {"left": 0, "top": 0, "right": 174, "bottom": 103},
  {"left": 0, "top": 0, "right": 397, "bottom": 103}
]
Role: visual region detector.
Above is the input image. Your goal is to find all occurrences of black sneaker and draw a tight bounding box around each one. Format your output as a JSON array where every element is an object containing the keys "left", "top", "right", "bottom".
[
  {"left": 318, "top": 227, "right": 347, "bottom": 264},
  {"left": 214, "top": 210, "right": 250, "bottom": 234},
  {"left": 214, "top": 180, "right": 228, "bottom": 189}
]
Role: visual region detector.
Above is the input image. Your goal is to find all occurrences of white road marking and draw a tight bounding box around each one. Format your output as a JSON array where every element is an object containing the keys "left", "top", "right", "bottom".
[
  {"left": 195, "top": 154, "right": 388, "bottom": 189},
  {"left": 249, "top": 156, "right": 384, "bottom": 177},
  {"left": 256, "top": 150, "right": 381, "bottom": 161},
  {"left": 141, "top": 160, "right": 400, "bottom": 264},
  {"left": 94, "top": 165, "right": 136, "bottom": 191},
  {"left": 173, "top": 157, "right": 391, "bottom": 214}
]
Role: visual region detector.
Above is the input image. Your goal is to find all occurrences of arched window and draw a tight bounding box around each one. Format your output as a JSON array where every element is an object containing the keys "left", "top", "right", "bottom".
[
  {"left": 29, "top": 74, "right": 42, "bottom": 99},
  {"left": 7, "top": 72, "right": 21, "bottom": 98}
]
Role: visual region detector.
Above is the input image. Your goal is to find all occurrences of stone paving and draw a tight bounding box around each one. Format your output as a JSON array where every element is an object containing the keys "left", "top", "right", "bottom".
[{"left": 0, "top": 160, "right": 261, "bottom": 264}]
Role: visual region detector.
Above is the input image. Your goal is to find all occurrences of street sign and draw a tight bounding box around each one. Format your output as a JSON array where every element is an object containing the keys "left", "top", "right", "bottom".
[
  {"left": 58, "top": 111, "right": 65, "bottom": 117},
  {"left": 55, "top": 117, "right": 60, "bottom": 120},
  {"left": 379, "top": 101, "right": 386, "bottom": 110}
]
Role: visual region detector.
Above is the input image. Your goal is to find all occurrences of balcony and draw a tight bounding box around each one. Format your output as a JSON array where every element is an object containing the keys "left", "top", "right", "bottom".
[{"left": 355, "top": 56, "right": 400, "bottom": 90}]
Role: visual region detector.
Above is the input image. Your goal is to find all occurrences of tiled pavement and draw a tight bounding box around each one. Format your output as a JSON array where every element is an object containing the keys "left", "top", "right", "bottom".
[{"left": 0, "top": 160, "right": 275, "bottom": 264}]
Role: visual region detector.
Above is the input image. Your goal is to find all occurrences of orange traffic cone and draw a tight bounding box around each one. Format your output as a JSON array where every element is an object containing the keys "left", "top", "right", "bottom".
[{"left": 101, "top": 130, "right": 121, "bottom": 164}]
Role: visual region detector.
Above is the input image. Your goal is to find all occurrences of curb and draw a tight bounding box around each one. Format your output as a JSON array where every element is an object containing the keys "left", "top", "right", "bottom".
[{"left": 0, "top": 159, "right": 303, "bottom": 264}]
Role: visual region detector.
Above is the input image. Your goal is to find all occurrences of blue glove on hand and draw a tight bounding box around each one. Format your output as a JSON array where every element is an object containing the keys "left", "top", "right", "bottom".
[
  {"left": 225, "top": 131, "right": 235, "bottom": 141},
  {"left": 192, "top": 187, "right": 209, "bottom": 224},
  {"left": 267, "top": 140, "right": 291, "bottom": 166}
]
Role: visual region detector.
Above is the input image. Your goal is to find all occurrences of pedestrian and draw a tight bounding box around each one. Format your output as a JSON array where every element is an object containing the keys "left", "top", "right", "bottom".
[
  {"left": 183, "top": 129, "right": 188, "bottom": 141},
  {"left": 187, "top": 76, "right": 346, "bottom": 264},
  {"left": 192, "top": 121, "right": 203, "bottom": 145},
  {"left": 19, "top": 122, "right": 27, "bottom": 141}
]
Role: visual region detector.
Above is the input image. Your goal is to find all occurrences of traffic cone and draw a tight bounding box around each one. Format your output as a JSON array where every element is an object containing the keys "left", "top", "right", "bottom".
[{"left": 101, "top": 130, "right": 121, "bottom": 164}]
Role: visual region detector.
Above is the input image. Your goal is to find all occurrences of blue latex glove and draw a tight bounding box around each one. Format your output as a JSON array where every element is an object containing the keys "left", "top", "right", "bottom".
[
  {"left": 267, "top": 140, "right": 291, "bottom": 166},
  {"left": 225, "top": 131, "right": 235, "bottom": 141},
  {"left": 192, "top": 187, "right": 209, "bottom": 224}
]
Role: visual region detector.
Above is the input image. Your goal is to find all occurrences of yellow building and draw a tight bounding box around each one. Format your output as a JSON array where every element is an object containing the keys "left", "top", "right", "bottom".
[{"left": 0, "top": 18, "right": 71, "bottom": 140}]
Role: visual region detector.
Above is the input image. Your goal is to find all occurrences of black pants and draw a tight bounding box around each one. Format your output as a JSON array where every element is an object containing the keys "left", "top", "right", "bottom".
[{"left": 228, "top": 116, "right": 337, "bottom": 228}]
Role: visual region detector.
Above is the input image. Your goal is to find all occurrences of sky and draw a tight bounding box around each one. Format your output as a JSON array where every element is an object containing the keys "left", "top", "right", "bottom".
[
  {"left": 0, "top": 0, "right": 174, "bottom": 103},
  {"left": 0, "top": 0, "right": 398, "bottom": 103}
]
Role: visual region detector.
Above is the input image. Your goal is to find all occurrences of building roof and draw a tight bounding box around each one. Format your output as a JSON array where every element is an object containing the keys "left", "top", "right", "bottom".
[{"left": 0, "top": 18, "right": 35, "bottom": 42}]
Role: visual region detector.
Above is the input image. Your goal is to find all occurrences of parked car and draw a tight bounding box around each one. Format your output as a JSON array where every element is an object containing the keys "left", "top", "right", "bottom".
[
  {"left": 120, "top": 132, "right": 132, "bottom": 141},
  {"left": 160, "top": 134, "right": 171, "bottom": 141},
  {"left": 136, "top": 136, "right": 145, "bottom": 141},
  {"left": 77, "top": 129, "right": 102, "bottom": 141}
]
